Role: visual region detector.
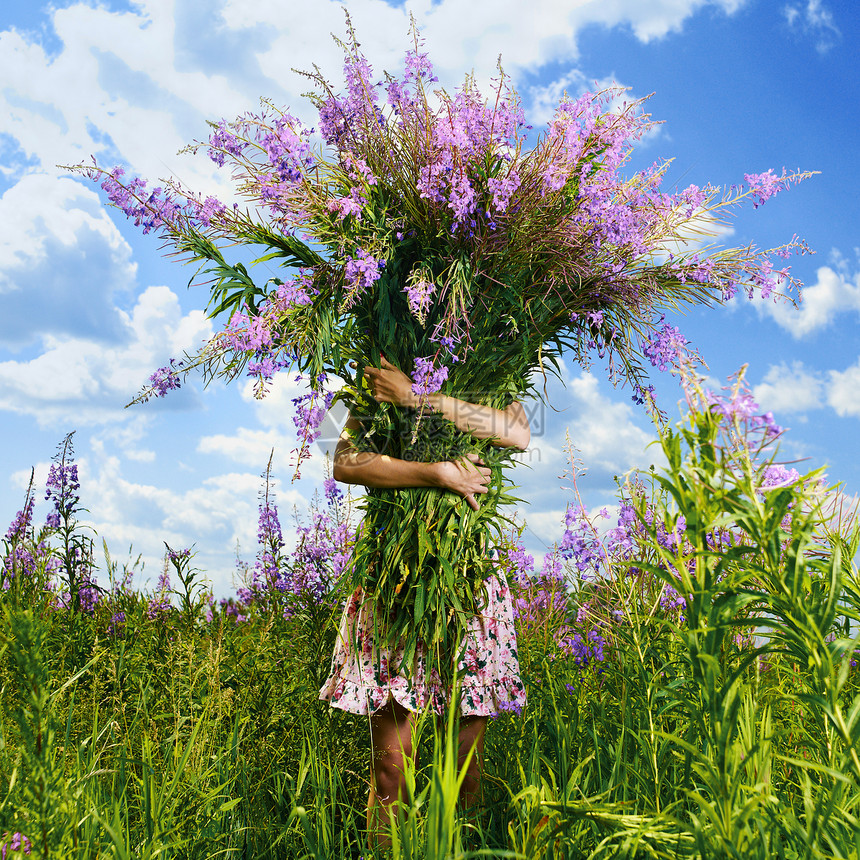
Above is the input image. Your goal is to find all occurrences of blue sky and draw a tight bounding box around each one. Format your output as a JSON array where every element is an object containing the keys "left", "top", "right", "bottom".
[{"left": 1, "top": 0, "right": 858, "bottom": 596}]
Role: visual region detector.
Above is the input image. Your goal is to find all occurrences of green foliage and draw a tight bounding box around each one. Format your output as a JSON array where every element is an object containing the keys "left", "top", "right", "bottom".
[{"left": 1, "top": 378, "right": 859, "bottom": 857}]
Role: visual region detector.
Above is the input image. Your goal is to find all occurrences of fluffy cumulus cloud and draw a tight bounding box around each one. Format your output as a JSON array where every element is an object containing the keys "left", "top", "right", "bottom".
[
  {"left": 752, "top": 361, "right": 824, "bottom": 414},
  {"left": 0, "top": 285, "right": 212, "bottom": 426},
  {"left": 0, "top": 1, "right": 252, "bottom": 187},
  {"left": 766, "top": 265, "right": 860, "bottom": 338},
  {"left": 80, "top": 440, "right": 300, "bottom": 595},
  {"left": 0, "top": 175, "right": 136, "bottom": 347},
  {"left": 220, "top": 0, "right": 748, "bottom": 117},
  {"left": 784, "top": 0, "right": 841, "bottom": 53},
  {"left": 827, "top": 361, "right": 860, "bottom": 419},
  {"left": 561, "top": 371, "right": 660, "bottom": 476},
  {"left": 197, "top": 375, "right": 342, "bottom": 484}
]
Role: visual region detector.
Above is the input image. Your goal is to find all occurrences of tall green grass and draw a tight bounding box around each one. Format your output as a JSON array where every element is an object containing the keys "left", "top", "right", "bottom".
[{"left": 0, "top": 378, "right": 858, "bottom": 858}]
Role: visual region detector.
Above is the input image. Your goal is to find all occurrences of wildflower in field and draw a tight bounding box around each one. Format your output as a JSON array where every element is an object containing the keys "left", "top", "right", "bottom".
[
  {"left": 146, "top": 567, "right": 172, "bottom": 619},
  {"left": 0, "top": 832, "right": 31, "bottom": 858}
]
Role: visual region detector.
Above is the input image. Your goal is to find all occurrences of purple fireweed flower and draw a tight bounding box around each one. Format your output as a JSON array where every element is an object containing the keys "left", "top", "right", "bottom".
[
  {"left": 149, "top": 359, "right": 181, "bottom": 397},
  {"left": 494, "top": 700, "right": 524, "bottom": 717},
  {"left": 55, "top": 568, "right": 100, "bottom": 614},
  {"left": 147, "top": 568, "right": 172, "bottom": 619},
  {"left": 642, "top": 318, "right": 688, "bottom": 372},
  {"left": 343, "top": 250, "right": 384, "bottom": 305},
  {"left": 558, "top": 504, "right": 606, "bottom": 578},
  {"left": 558, "top": 627, "right": 606, "bottom": 672},
  {"left": 292, "top": 389, "right": 335, "bottom": 446},
  {"left": 4, "top": 497, "right": 34, "bottom": 544},
  {"left": 324, "top": 476, "right": 343, "bottom": 506},
  {"left": 659, "top": 584, "right": 687, "bottom": 613},
  {"left": 604, "top": 500, "right": 638, "bottom": 558},
  {"left": 45, "top": 460, "right": 80, "bottom": 523},
  {"left": 225, "top": 311, "right": 273, "bottom": 353},
  {"left": 704, "top": 385, "right": 783, "bottom": 438},
  {"left": 744, "top": 168, "right": 788, "bottom": 208},
  {"left": 108, "top": 611, "right": 126, "bottom": 637},
  {"left": 404, "top": 278, "right": 435, "bottom": 324},
  {"left": 273, "top": 272, "right": 314, "bottom": 311},
  {"left": 0, "top": 832, "right": 31, "bottom": 858},
  {"left": 208, "top": 120, "right": 247, "bottom": 166},
  {"left": 411, "top": 356, "right": 448, "bottom": 398},
  {"left": 759, "top": 463, "right": 801, "bottom": 489},
  {"left": 96, "top": 167, "right": 183, "bottom": 234}
]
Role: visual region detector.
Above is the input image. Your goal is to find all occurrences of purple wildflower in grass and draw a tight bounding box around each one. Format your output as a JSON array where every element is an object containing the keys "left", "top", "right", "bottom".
[
  {"left": 252, "top": 496, "right": 284, "bottom": 593},
  {"left": 760, "top": 463, "right": 801, "bottom": 489},
  {"left": 410, "top": 356, "right": 448, "bottom": 399},
  {"left": 149, "top": 359, "right": 181, "bottom": 397},
  {"left": 487, "top": 169, "right": 522, "bottom": 214},
  {"left": 659, "top": 584, "right": 686, "bottom": 613},
  {"left": 324, "top": 476, "right": 343, "bottom": 506},
  {"left": 108, "top": 611, "right": 126, "bottom": 637},
  {"left": 220, "top": 598, "right": 247, "bottom": 624},
  {"left": 285, "top": 499, "right": 355, "bottom": 606},
  {"left": 642, "top": 317, "right": 688, "bottom": 372},
  {"left": 56, "top": 567, "right": 100, "bottom": 614},
  {"left": 704, "top": 384, "right": 783, "bottom": 438},
  {"left": 495, "top": 699, "right": 524, "bottom": 717},
  {"left": 558, "top": 504, "right": 606, "bottom": 578},
  {"left": 45, "top": 459, "right": 80, "bottom": 524},
  {"left": 147, "top": 567, "right": 172, "bottom": 619},
  {"left": 604, "top": 500, "right": 638, "bottom": 558},
  {"left": 0, "top": 832, "right": 31, "bottom": 858},
  {"left": 558, "top": 628, "right": 606, "bottom": 673},
  {"left": 1, "top": 492, "right": 52, "bottom": 585},
  {"left": 4, "top": 497, "right": 34, "bottom": 545}
]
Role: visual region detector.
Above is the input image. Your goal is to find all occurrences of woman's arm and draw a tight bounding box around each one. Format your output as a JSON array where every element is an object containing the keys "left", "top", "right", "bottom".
[
  {"left": 332, "top": 416, "right": 493, "bottom": 511},
  {"left": 363, "top": 357, "right": 531, "bottom": 451}
]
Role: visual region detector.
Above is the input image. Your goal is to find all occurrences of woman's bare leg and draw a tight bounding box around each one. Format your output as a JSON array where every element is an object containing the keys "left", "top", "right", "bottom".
[
  {"left": 457, "top": 715, "right": 488, "bottom": 810},
  {"left": 367, "top": 699, "right": 416, "bottom": 847}
]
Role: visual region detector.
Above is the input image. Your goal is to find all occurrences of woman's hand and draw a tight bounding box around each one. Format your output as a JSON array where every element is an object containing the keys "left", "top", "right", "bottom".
[
  {"left": 363, "top": 356, "right": 417, "bottom": 408},
  {"left": 433, "top": 453, "right": 491, "bottom": 511}
]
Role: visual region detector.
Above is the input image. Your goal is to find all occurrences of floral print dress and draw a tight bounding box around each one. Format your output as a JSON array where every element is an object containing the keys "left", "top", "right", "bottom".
[{"left": 319, "top": 574, "right": 527, "bottom": 716}]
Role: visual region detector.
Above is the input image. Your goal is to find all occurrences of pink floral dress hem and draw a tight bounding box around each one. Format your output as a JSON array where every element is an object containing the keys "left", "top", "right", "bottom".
[{"left": 319, "top": 574, "right": 527, "bottom": 717}]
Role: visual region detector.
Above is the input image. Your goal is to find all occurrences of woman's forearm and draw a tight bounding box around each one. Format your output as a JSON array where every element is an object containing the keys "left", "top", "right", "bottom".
[
  {"left": 332, "top": 449, "right": 442, "bottom": 489},
  {"left": 422, "top": 395, "right": 531, "bottom": 450}
]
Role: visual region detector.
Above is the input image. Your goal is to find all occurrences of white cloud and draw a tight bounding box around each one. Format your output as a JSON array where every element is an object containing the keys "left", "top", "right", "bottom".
[
  {"left": 196, "top": 374, "right": 343, "bottom": 482},
  {"left": 0, "top": 175, "right": 137, "bottom": 347},
  {"left": 752, "top": 361, "right": 824, "bottom": 414},
  {"left": 562, "top": 371, "right": 662, "bottom": 476},
  {"left": 827, "top": 361, "right": 860, "bottom": 419},
  {"left": 0, "top": 285, "right": 212, "bottom": 426},
  {"left": 766, "top": 265, "right": 860, "bottom": 338},
  {"left": 220, "top": 0, "right": 747, "bottom": 109},
  {"left": 784, "top": 1, "right": 840, "bottom": 53}
]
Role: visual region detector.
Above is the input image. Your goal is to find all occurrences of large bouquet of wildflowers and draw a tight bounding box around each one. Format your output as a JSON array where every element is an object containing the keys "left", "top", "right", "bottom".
[{"left": 71, "top": 22, "right": 810, "bottom": 677}]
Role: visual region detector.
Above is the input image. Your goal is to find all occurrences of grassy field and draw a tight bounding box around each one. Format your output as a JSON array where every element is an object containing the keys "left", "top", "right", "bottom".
[{"left": 1, "top": 382, "right": 859, "bottom": 859}]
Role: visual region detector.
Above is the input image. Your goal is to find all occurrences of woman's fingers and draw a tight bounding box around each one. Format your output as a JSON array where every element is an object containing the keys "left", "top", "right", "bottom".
[{"left": 465, "top": 494, "right": 479, "bottom": 511}]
